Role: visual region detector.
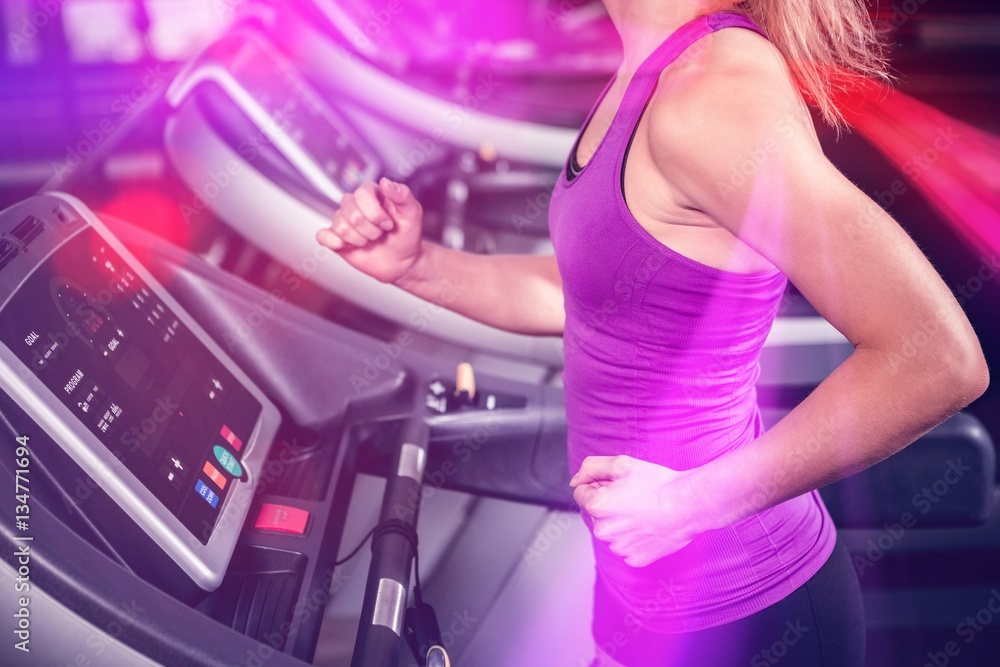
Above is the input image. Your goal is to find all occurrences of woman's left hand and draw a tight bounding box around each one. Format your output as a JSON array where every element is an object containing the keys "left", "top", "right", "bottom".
[{"left": 570, "top": 455, "right": 699, "bottom": 567}]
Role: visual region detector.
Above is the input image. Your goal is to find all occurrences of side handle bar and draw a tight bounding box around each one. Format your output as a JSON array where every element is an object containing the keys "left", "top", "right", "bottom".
[{"left": 351, "top": 415, "right": 429, "bottom": 666}]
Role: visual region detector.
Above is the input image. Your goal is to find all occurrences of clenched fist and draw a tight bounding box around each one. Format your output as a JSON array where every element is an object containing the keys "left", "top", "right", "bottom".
[
  {"left": 316, "top": 177, "right": 424, "bottom": 284},
  {"left": 571, "top": 455, "right": 699, "bottom": 567}
]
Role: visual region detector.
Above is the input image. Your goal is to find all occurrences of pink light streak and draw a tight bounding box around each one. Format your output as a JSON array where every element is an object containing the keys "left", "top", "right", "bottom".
[{"left": 837, "top": 78, "right": 1000, "bottom": 258}]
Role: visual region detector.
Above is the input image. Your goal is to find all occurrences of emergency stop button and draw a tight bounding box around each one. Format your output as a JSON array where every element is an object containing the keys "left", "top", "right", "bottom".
[{"left": 254, "top": 503, "right": 310, "bottom": 535}]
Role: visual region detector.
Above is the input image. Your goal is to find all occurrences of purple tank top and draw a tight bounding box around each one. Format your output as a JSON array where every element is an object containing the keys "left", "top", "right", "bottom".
[{"left": 548, "top": 12, "right": 836, "bottom": 633}]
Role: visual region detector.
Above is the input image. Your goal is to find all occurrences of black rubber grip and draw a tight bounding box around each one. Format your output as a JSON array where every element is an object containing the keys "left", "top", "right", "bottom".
[{"left": 351, "top": 416, "right": 430, "bottom": 667}]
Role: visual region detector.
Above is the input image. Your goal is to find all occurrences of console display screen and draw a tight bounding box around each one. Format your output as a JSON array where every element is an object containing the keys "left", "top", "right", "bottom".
[{"left": 0, "top": 228, "right": 261, "bottom": 544}]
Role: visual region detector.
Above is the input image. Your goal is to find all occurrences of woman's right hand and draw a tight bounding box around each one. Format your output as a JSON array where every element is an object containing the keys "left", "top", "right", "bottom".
[{"left": 315, "top": 177, "right": 425, "bottom": 284}]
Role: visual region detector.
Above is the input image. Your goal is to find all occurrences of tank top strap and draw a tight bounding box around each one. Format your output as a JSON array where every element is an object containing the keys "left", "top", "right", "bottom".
[
  {"left": 705, "top": 11, "right": 767, "bottom": 38},
  {"left": 607, "top": 12, "right": 768, "bottom": 151}
]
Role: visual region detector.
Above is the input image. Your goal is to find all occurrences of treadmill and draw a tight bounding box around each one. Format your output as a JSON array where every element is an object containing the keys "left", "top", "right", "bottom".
[
  {"left": 0, "top": 192, "right": 572, "bottom": 665},
  {"left": 0, "top": 192, "right": 995, "bottom": 666}
]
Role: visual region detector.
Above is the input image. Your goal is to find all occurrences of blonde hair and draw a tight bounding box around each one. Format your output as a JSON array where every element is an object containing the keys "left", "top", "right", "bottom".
[{"left": 707, "top": 0, "right": 890, "bottom": 128}]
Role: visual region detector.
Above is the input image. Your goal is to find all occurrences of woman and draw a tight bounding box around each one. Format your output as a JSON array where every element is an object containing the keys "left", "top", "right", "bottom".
[{"left": 316, "top": 1, "right": 990, "bottom": 664}]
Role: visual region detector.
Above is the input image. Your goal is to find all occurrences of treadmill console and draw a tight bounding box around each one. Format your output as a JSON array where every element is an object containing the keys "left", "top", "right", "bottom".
[{"left": 0, "top": 193, "right": 280, "bottom": 592}]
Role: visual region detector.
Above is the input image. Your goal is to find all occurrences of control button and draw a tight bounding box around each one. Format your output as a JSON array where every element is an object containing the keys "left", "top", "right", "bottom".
[
  {"left": 220, "top": 424, "right": 243, "bottom": 452},
  {"left": 194, "top": 479, "right": 220, "bottom": 508},
  {"left": 254, "top": 503, "right": 309, "bottom": 535},
  {"left": 202, "top": 461, "right": 227, "bottom": 490},
  {"left": 425, "top": 393, "right": 447, "bottom": 414},
  {"left": 213, "top": 445, "right": 243, "bottom": 478},
  {"left": 455, "top": 362, "right": 476, "bottom": 401},
  {"left": 159, "top": 460, "right": 185, "bottom": 490}
]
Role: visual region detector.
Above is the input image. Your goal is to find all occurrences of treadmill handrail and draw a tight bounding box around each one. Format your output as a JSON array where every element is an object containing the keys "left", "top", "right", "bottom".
[
  {"left": 167, "top": 64, "right": 345, "bottom": 204},
  {"left": 352, "top": 408, "right": 431, "bottom": 666},
  {"left": 274, "top": 17, "right": 579, "bottom": 168}
]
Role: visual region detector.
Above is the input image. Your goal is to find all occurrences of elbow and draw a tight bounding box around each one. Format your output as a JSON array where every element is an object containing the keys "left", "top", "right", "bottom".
[
  {"left": 959, "top": 352, "right": 991, "bottom": 406},
  {"left": 885, "top": 328, "right": 991, "bottom": 416},
  {"left": 941, "top": 337, "right": 991, "bottom": 411}
]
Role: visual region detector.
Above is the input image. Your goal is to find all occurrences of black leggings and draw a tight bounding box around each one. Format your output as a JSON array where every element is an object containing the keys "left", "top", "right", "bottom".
[{"left": 592, "top": 536, "right": 866, "bottom": 667}]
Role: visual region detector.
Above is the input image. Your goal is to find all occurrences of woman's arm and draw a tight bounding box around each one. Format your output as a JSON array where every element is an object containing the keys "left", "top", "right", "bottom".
[
  {"left": 572, "top": 29, "right": 989, "bottom": 566},
  {"left": 395, "top": 243, "right": 565, "bottom": 336},
  {"left": 316, "top": 178, "right": 565, "bottom": 335}
]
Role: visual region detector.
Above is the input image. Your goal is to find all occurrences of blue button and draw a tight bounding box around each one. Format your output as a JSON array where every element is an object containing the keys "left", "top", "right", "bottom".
[{"left": 194, "top": 479, "right": 219, "bottom": 508}]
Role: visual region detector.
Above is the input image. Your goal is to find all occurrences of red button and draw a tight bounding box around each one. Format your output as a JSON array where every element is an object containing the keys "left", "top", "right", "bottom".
[
  {"left": 254, "top": 503, "right": 310, "bottom": 535},
  {"left": 203, "top": 461, "right": 227, "bottom": 490},
  {"left": 220, "top": 424, "right": 243, "bottom": 452}
]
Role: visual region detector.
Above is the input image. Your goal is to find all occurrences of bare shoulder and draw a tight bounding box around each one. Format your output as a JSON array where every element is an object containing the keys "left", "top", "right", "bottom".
[
  {"left": 646, "top": 25, "right": 821, "bottom": 209},
  {"left": 653, "top": 26, "right": 803, "bottom": 121}
]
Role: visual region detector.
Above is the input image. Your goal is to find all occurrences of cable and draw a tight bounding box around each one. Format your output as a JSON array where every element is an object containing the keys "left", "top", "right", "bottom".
[
  {"left": 333, "top": 524, "right": 378, "bottom": 567},
  {"left": 333, "top": 517, "right": 427, "bottom": 610},
  {"left": 371, "top": 518, "right": 421, "bottom": 599}
]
